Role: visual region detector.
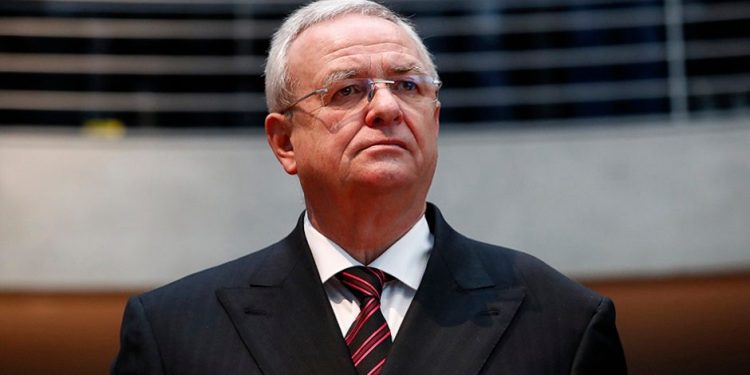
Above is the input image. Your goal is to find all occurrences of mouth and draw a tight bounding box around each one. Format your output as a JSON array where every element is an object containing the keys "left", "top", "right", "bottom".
[{"left": 362, "top": 139, "right": 407, "bottom": 152}]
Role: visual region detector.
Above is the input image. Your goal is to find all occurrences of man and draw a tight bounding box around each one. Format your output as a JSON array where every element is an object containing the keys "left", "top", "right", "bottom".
[{"left": 113, "top": 1, "right": 627, "bottom": 374}]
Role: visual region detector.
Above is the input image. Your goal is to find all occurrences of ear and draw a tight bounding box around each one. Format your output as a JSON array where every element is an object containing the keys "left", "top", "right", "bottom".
[{"left": 265, "top": 112, "right": 298, "bottom": 175}]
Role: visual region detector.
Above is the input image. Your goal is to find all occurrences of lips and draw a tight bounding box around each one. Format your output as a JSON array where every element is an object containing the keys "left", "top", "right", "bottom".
[
  {"left": 360, "top": 139, "right": 407, "bottom": 152},
  {"left": 373, "top": 139, "right": 406, "bottom": 147}
]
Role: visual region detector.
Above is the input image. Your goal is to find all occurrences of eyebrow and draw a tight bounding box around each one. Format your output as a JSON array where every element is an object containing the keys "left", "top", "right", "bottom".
[
  {"left": 322, "top": 69, "right": 359, "bottom": 87},
  {"left": 320, "top": 64, "right": 428, "bottom": 87},
  {"left": 392, "top": 65, "right": 426, "bottom": 74}
]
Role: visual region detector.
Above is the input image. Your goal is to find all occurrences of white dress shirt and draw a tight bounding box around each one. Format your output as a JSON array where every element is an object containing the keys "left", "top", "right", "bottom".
[{"left": 304, "top": 213, "right": 433, "bottom": 338}]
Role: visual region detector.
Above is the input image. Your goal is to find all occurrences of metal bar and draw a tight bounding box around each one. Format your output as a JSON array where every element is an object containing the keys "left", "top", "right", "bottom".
[
  {"left": 664, "top": 0, "right": 689, "bottom": 121},
  {"left": 0, "top": 54, "right": 265, "bottom": 74}
]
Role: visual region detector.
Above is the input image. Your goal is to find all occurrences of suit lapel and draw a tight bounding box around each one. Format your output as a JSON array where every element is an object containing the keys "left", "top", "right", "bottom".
[
  {"left": 216, "top": 218, "right": 356, "bottom": 375},
  {"left": 382, "top": 204, "right": 526, "bottom": 375},
  {"left": 215, "top": 205, "right": 523, "bottom": 375}
]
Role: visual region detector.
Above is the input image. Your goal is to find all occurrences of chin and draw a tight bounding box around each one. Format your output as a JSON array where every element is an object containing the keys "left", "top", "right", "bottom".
[{"left": 354, "top": 168, "right": 417, "bottom": 190}]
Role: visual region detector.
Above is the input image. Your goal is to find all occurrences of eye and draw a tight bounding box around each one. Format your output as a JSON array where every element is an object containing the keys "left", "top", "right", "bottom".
[
  {"left": 325, "top": 80, "right": 368, "bottom": 107},
  {"left": 333, "top": 81, "right": 367, "bottom": 98},
  {"left": 393, "top": 79, "right": 418, "bottom": 92},
  {"left": 336, "top": 85, "right": 358, "bottom": 97}
]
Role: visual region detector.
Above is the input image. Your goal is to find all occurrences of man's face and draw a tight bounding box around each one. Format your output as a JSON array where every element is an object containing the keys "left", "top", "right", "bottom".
[{"left": 268, "top": 14, "right": 440, "bottom": 199}]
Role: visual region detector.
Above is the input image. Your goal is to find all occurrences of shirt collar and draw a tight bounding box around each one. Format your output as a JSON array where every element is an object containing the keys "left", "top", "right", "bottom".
[{"left": 304, "top": 212, "right": 433, "bottom": 291}]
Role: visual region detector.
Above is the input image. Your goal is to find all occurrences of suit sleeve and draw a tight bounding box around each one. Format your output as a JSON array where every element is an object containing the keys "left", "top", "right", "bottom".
[
  {"left": 111, "top": 296, "right": 166, "bottom": 375},
  {"left": 570, "top": 297, "right": 628, "bottom": 375}
]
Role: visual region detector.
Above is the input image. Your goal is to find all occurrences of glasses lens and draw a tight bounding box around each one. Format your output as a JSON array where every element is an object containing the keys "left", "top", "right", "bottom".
[
  {"left": 390, "top": 76, "right": 430, "bottom": 101},
  {"left": 322, "top": 75, "right": 439, "bottom": 110},
  {"left": 322, "top": 79, "right": 370, "bottom": 109}
]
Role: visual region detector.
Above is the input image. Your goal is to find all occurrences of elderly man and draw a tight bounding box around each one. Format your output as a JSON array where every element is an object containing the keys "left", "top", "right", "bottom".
[{"left": 113, "top": 1, "right": 627, "bottom": 374}]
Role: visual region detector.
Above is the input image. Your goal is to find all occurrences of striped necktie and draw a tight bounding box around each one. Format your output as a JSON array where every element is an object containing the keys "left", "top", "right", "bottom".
[{"left": 336, "top": 266, "right": 393, "bottom": 375}]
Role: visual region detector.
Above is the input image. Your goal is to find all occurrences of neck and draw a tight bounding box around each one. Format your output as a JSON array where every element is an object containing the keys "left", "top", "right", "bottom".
[{"left": 305, "top": 192, "right": 426, "bottom": 265}]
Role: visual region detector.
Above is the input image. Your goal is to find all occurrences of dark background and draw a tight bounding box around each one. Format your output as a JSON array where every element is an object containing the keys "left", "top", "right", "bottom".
[{"left": 1, "top": 0, "right": 748, "bottom": 129}]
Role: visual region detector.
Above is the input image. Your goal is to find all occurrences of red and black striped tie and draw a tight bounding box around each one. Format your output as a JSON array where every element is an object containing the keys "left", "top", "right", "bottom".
[{"left": 337, "top": 266, "right": 393, "bottom": 375}]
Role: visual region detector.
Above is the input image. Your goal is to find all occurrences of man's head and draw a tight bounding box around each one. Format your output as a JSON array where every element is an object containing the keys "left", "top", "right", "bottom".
[
  {"left": 264, "top": 0, "right": 441, "bottom": 213},
  {"left": 264, "top": 0, "right": 438, "bottom": 114}
]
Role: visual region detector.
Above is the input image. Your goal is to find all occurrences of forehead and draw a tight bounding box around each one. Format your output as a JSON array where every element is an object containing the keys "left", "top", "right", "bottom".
[{"left": 287, "top": 14, "right": 426, "bottom": 85}]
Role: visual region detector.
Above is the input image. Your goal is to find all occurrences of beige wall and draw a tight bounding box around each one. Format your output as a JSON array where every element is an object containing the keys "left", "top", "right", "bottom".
[{"left": 1, "top": 118, "right": 749, "bottom": 289}]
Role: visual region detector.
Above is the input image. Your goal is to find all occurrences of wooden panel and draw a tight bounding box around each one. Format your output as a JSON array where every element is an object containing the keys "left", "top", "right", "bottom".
[
  {"left": 0, "top": 292, "right": 129, "bottom": 375},
  {"left": 1, "top": 271, "right": 748, "bottom": 375},
  {"left": 586, "top": 272, "right": 750, "bottom": 375}
]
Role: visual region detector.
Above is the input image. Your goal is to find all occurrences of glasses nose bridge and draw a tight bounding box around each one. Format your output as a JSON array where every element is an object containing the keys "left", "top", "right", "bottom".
[{"left": 366, "top": 78, "right": 396, "bottom": 102}]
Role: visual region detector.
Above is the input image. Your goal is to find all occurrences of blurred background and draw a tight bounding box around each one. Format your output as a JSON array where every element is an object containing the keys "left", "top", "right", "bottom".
[{"left": 1, "top": 0, "right": 748, "bottom": 374}]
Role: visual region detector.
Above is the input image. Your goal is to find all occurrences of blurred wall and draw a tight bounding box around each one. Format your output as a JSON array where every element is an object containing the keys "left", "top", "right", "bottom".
[{"left": 2, "top": 118, "right": 749, "bottom": 290}]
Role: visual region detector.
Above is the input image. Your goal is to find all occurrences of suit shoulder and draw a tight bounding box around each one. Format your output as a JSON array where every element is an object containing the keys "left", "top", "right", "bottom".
[
  {"left": 136, "top": 241, "right": 279, "bottom": 306},
  {"left": 465, "top": 236, "right": 604, "bottom": 306},
  {"left": 430, "top": 205, "right": 603, "bottom": 307}
]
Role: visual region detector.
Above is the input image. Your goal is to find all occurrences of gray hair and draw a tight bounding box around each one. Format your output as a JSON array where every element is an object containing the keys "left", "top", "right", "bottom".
[{"left": 264, "top": 0, "right": 438, "bottom": 113}]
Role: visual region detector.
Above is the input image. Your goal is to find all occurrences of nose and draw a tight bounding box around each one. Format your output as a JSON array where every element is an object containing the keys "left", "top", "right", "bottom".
[{"left": 364, "top": 83, "right": 402, "bottom": 127}]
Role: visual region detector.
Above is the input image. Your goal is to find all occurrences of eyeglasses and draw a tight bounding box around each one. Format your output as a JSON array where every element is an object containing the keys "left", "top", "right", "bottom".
[{"left": 279, "top": 74, "right": 442, "bottom": 114}]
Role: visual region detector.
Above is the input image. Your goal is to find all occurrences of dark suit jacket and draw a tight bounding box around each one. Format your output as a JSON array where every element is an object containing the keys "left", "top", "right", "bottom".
[{"left": 113, "top": 204, "right": 626, "bottom": 374}]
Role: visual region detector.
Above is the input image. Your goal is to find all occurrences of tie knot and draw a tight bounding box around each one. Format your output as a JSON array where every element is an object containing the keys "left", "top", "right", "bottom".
[{"left": 337, "top": 266, "right": 390, "bottom": 303}]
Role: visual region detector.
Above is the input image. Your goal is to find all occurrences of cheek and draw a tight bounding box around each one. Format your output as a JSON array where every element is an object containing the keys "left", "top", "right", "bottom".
[
  {"left": 290, "top": 129, "right": 322, "bottom": 169},
  {"left": 292, "top": 126, "right": 349, "bottom": 169},
  {"left": 407, "top": 108, "right": 439, "bottom": 147}
]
